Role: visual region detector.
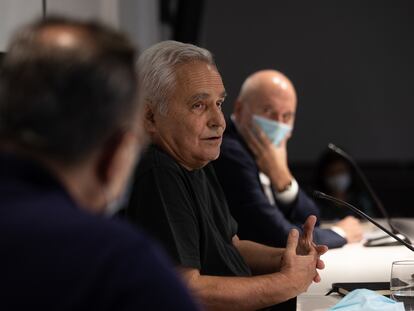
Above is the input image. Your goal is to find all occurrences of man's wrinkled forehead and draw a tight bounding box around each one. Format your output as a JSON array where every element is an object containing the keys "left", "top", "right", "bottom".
[
  {"left": 249, "top": 84, "right": 296, "bottom": 112},
  {"left": 176, "top": 61, "right": 220, "bottom": 80},
  {"left": 174, "top": 61, "right": 224, "bottom": 95}
]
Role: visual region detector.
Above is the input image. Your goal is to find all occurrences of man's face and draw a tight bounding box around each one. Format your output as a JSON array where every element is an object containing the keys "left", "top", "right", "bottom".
[
  {"left": 151, "top": 61, "right": 226, "bottom": 170},
  {"left": 237, "top": 82, "right": 297, "bottom": 129}
]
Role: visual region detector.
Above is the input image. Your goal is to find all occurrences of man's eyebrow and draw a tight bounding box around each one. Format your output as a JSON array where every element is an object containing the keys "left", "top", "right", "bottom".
[
  {"left": 187, "top": 91, "right": 227, "bottom": 104},
  {"left": 189, "top": 93, "right": 210, "bottom": 102}
]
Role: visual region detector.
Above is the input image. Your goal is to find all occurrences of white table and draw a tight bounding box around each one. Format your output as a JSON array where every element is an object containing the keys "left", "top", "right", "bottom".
[{"left": 298, "top": 219, "right": 414, "bottom": 310}]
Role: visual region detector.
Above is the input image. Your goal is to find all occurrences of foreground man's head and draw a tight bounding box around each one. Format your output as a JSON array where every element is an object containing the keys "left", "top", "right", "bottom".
[
  {"left": 0, "top": 17, "right": 201, "bottom": 311},
  {"left": 0, "top": 17, "right": 145, "bottom": 213}
]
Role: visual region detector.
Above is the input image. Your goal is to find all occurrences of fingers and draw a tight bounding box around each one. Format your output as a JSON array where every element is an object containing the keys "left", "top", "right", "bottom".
[
  {"left": 313, "top": 272, "right": 321, "bottom": 283},
  {"left": 316, "top": 258, "right": 325, "bottom": 270},
  {"left": 285, "top": 229, "right": 300, "bottom": 255},
  {"left": 301, "top": 215, "right": 317, "bottom": 251},
  {"left": 297, "top": 216, "right": 319, "bottom": 256},
  {"left": 240, "top": 122, "right": 274, "bottom": 154},
  {"left": 239, "top": 125, "right": 262, "bottom": 157},
  {"left": 303, "top": 215, "right": 317, "bottom": 238},
  {"left": 315, "top": 244, "right": 328, "bottom": 256},
  {"left": 336, "top": 216, "right": 363, "bottom": 243},
  {"left": 251, "top": 122, "right": 272, "bottom": 146},
  {"left": 314, "top": 258, "right": 326, "bottom": 283},
  {"left": 345, "top": 215, "right": 359, "bottom": 222}
]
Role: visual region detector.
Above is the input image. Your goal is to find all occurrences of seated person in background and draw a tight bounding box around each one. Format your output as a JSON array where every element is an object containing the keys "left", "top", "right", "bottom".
[
  {"left": 213, "top": 70, "right": 363, "bottom": 249},
  {"left": 126, "top": 40, "right": 328, "bottom": 311},
  {"left": 314, "top": 150, "right": 378, "bottom": 220},
  {"left": 0, "top": 17, "right": 199, "bottom": 310}
]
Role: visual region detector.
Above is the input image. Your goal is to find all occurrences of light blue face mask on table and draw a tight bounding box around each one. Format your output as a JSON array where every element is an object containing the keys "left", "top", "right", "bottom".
[
  {"left": 252, "top": 115, "right": 292, "bottom": 147},
  {"left": 329, "top": 289, "right": 404, "bottom": 311}
]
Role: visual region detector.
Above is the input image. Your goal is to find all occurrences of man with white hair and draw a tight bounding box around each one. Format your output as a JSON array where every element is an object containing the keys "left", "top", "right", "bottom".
[
  {"left": 213, "top": 70, "right": 363, "bottom": 249},
  {"left": 127, "top": 41, "right": 328, "bottom": 311}
]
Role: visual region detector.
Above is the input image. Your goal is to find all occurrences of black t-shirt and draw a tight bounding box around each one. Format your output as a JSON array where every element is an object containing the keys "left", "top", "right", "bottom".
[{"left": 127, "top": 145, "right": 251, "bottom": 277}]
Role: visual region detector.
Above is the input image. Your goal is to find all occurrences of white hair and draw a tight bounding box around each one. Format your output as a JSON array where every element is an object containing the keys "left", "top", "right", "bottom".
[{"left": 137, "top": 40, "right": 215, "bottom": 114}]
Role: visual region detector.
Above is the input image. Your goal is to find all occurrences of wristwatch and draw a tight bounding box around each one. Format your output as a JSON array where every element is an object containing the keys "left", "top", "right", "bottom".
[
  {"left": 275, "top": 178, "right": 299, "bottom": 204},
  {"left": 279, "top": 180, "right": 293, "bottom": 192}
]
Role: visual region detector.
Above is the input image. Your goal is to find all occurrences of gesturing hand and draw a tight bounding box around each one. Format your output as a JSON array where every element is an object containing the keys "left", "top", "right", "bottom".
[
  {"left": 296, "top": 215, "right": 328, "bottom": 283},
  {"left": 280, "top": 215, "right": 328, "bottom": 291},
  {"left": 280, "top": 228, "right": 319, "bottom": 294}
]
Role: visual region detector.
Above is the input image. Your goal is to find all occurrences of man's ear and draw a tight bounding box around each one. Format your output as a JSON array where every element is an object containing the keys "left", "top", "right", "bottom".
[
  {"left": 144, "top": 104, "right": 157, "bottom": 133},
  {"left": 233, "top": 99, "right": 243, "bottom": 121},
  {"left": 286, "top": 117, "right": 295, "bottom": 140}
]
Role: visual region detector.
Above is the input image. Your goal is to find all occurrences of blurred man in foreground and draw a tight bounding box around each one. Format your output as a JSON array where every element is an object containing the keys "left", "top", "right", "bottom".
[
  {"left": 0, "top": 17, "right": 199, "bottom": 310},
  {"left": 213, "top": 70, "right": 363, "bottom": 249}
]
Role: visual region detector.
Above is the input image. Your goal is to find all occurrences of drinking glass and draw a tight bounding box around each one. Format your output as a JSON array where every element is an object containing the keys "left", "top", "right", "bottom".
[{"left": 391, "top": 260, "right": 414, "bottom": 310}]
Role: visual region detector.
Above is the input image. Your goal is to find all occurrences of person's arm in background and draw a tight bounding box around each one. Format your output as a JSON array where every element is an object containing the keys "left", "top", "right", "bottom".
[
  {"left": 214, "top": 135, "right": 310, "bottom": 247},
  {"left": 240, "top": 124, "right": 363, "bottom": 244},
  {"left": 214, "top": 127, "right": 360, "bottom": 248}
]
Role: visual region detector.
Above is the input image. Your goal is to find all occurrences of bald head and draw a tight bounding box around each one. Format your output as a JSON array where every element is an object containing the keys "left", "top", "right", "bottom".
[
  {"left": 234, "top": 70, "right": 297, "bottom": 128},
  {"left": 239, "top": 70, "right": 296, "bottom": 104}
]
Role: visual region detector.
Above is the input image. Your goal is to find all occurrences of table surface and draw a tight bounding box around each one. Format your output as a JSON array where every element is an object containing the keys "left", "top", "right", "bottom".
[{"left": 298, "top": 218, "right": 414, "bottom": 310}]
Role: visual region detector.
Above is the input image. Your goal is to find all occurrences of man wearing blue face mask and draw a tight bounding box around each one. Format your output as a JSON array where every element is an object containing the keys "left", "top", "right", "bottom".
[{"left": 213, "top": 70, "right": 363, "bottom": 249}]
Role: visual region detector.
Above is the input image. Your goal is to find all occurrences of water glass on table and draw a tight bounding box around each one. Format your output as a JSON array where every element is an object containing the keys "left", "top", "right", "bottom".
[{"left": 391, "top": 260, "right": 414, "bottom": 310}]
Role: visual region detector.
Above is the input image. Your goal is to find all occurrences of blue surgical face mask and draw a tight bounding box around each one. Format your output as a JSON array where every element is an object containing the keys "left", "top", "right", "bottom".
[
  {"left": 326, "top": 173, "right": 351, "bottom": 193},
  {"left": 329, "top": 288, "right": 404, "bottom": 311},
  {"left": 252, "top": 114, "right": 292, "bottom": 147}
]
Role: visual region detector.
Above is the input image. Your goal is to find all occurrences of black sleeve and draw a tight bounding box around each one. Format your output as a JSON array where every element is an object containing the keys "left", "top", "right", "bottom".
[{"left": 127, "top": 166, "right": 201, "bottom": 269}]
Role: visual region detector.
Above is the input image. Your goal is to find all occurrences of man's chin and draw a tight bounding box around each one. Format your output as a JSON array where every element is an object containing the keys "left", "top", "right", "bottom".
[
  {"left": 196, "top": 151, "right": 220, "bottom": 166},
  {"left": 208, "top": 151, "right": 221, "bottom": 162}
]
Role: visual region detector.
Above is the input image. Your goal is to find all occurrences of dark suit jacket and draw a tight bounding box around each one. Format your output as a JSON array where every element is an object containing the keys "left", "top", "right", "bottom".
[
  {"left": 0, "top": 153, "right": 199, "bottom": 310},
  {"left": 213, "top": 119, "right": 347, "bottom": 248}
]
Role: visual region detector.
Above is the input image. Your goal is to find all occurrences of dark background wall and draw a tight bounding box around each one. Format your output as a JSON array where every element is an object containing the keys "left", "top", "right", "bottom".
[
  {"left": 199, "top": 0, "right": 414, "bottom": 215},
  {"left": 200, "top": 0, "right": 414, "bottom": 163}
]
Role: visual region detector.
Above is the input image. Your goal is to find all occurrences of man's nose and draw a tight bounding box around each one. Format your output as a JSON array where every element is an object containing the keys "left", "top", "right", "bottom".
[
  {"left": 269, "top": 113, "right": 284, "bottom": 123},
  {"left": 207, "top": 105, "right": 226, "bottom": 130},
  {"left": 276, "top": 115, "right": 285, "bottom": 123}
]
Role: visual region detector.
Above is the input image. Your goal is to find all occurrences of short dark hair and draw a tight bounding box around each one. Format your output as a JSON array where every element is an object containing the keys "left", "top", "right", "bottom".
[{"left": 0, "top": 17, "right": 138, "bottom": 164}]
